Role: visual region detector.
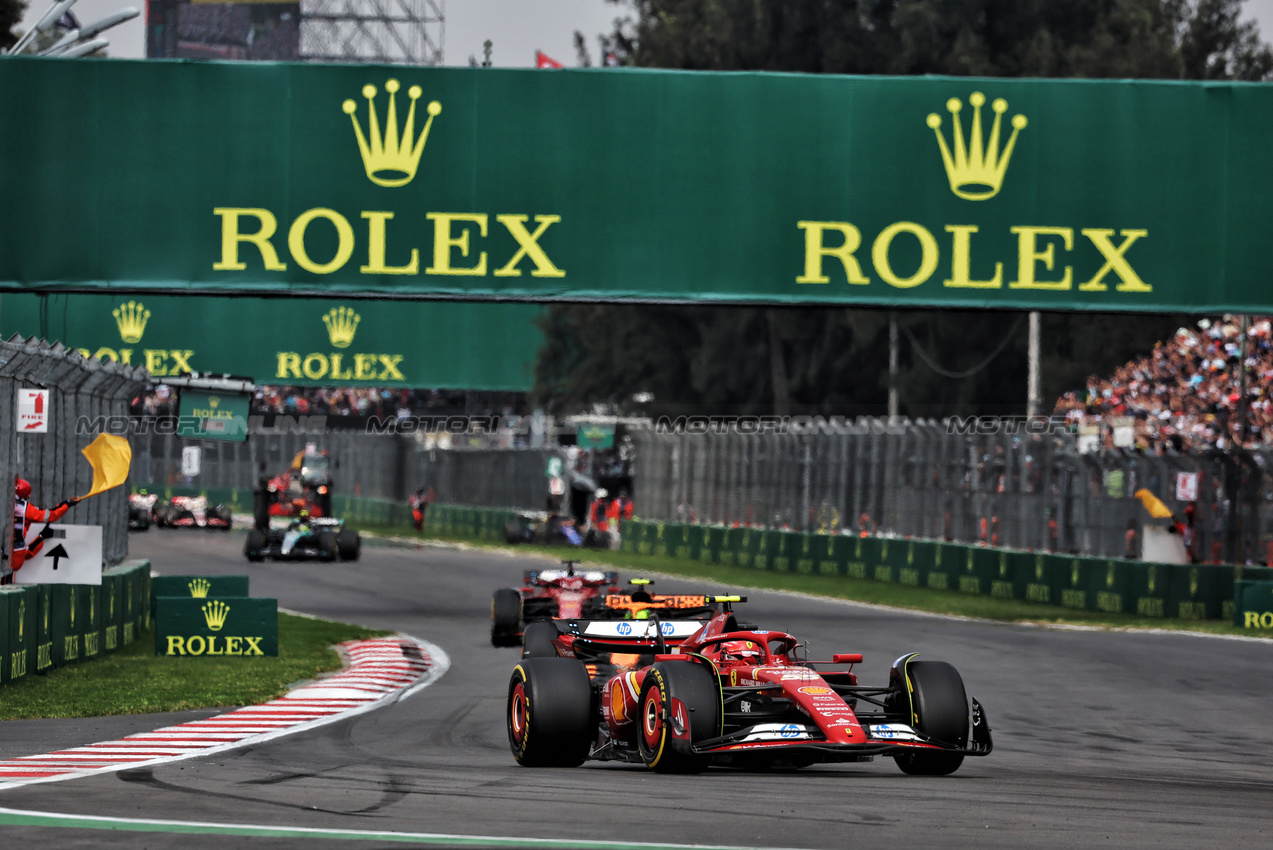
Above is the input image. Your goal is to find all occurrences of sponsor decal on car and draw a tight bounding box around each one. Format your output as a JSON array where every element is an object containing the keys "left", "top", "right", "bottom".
[
  {"left": 798, "top": 686, "right": 835, "bottom": 695},
  {"left": 584, "top": 621, "right": 703, "bottom": 639},
  {"left": 740, "top": 723, "right": 816, "bottom": 743},
  {"left": 869, "top": 723, "right": 921, "bottom": 741}
]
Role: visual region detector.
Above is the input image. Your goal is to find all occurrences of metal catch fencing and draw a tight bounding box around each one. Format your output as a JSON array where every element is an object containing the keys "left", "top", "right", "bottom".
[
  {"left": 1, "top": 336, "right": 148, "bottom": 571},
  {"left": 131, "top": 427, "right": 561, "bottom": 512},
  {"left": 408, "top": 447, "right": 562, "bottom": 510},
  {"left": 631, "top": 421, "right": 1273, "bottom": 564},
  {"left": 132, "top": 430, "right": 412, "bottom": 501}
]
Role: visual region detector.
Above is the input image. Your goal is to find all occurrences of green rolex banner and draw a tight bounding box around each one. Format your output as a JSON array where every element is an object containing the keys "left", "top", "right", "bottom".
[
  {"left": 177, "top": 390, "right": 251, "bottom": 441},
  {"left": 4, "top": 58, "right": 1273, "bottom": 313},
  {"left": 152, "top": 575, "right": 251, "bottom": 602},
  {"left": 156, "top": 597, "right": 279, "bottom": 657},
  {"left": 0, "top": 293, "right": 543, "bottom": 390}
]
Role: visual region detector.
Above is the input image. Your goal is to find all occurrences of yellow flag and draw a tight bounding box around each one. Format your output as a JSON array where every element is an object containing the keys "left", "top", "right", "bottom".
[
  {"left": 80, "top": 434, "right": 132, "bottom": 499},
  {"left": 1133, "top": 488, "right": 1174, "bottom": 519}
]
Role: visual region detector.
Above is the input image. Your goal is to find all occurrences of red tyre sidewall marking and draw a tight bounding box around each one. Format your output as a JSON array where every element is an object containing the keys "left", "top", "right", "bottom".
[
  {"left": 510, "top": 680, "right": 529, "bottom": 751},
  {"left": 642, "top": 680, "right": 664, "bottom": 751}
]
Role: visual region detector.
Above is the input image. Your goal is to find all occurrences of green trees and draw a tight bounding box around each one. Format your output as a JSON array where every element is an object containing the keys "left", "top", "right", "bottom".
[{"left": 534, "top": 1, "right": 1268, "bottom": 417}]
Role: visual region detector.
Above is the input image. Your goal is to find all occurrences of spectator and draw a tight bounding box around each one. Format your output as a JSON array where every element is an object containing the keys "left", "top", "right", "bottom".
[{"left": 1055, "top": 316, "right": 1273, "bottom": 452}]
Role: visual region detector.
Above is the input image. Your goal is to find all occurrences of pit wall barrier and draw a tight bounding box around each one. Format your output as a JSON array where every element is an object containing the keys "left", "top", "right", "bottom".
[
  {"left": 136, "top": 486, "right": 414, "bottom": 529},
  {"left": 416, "top": 503, "right": 1266, "bottom": 624},
  {"left": 0, "top": 560, "right": 152, "bottom": 687}
]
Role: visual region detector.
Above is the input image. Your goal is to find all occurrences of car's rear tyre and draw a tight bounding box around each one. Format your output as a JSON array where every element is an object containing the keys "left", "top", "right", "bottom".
[
  {"left": 637, "top": 660, "right": 719, "bottom": 774},
  {"left": 893, "top": 660, "right": 969, "bottom": 776},
  {"left": 336, "top": 528, "right": 361, "bottom": 561},
  {"left": 506, "top": 657, "right": 593, "bottom": 767},
  {"left": 491, "top": 588, "right": 522, "bottom": 647},
  {"left": 521, "top": 621, "right": 558, "bottom": 658},
  {"left": 245, "top": 528, "right": 267, "bottom": 562},
  {"left": 317, "top": 531, "right": 337, "bottom": 562}
]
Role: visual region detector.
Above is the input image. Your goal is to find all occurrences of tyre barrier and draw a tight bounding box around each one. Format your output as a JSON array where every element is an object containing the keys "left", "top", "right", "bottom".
[{"left": 0, "top": 561, "right": 152, "bottom": 687}]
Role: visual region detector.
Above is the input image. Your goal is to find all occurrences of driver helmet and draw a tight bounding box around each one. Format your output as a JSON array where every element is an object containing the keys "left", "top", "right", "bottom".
[
  {"left": 718, "top": 640, "right": 763, "bottom": 665},
  {"left": 14, "top": 477, "right": 31, "bottom": 499}
]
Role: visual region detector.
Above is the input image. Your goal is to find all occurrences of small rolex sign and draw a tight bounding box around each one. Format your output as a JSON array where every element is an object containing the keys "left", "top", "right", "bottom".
[{"left": 155, "top": 597, "right": 278, "bottom": 657}]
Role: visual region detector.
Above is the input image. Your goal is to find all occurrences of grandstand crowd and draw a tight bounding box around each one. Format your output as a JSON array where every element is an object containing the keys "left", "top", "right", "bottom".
[
  {"left": 1055, "top": 316, "right": 1273, "bottom": 452},
  {"left": 131, "top": 385, "right": 529, "bottom": 423}
]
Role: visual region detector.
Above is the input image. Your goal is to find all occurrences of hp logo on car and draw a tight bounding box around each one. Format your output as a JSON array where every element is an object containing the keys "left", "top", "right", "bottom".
[
  {"left": 661, "top": 622, "right": 674, "bottom": 635},
  {"left": 617, "top": 622, "right": 632, "bottom": 635},
  {"left": 779, "top": 724, "right": 800, "bottom": 739}
]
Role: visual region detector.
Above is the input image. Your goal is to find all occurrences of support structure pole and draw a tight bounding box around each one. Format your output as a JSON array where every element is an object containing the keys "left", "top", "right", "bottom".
[{"left": 1027, "top": 311, "right": 1041, "bottom": 418}]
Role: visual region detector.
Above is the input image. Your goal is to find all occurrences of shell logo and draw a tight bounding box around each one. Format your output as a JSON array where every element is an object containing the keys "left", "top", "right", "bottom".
[{"left": 798, "top": 686, "right": 834, "bottom": 695}]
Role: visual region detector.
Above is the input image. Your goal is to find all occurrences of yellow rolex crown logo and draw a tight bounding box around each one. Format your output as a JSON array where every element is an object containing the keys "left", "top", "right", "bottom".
[
  {"left": 113, "top": 300, "right": 150, "bottom": 344},
  {"left": 188, "top": 578, "right": 212, "bottom": 598},
  {"left": 323, "top": 306, "right": 361, "bottom": 348},
  {"left": 203, "top": 600, "right": 230, "bottom": 631},
  {"left": 343, "top": 79, "right": 441, "bottom": 188},
  {"left": 927, "top": 92, "right": 1027, "bottom": 201},
  {"left": 208, "top": 397, "right": 220, "bottom": 409}
]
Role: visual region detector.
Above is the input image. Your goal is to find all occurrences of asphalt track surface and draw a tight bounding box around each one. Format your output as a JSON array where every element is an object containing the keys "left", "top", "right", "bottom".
[{"left": 1, "top": 531, "right": 1271, "bottom": 850}]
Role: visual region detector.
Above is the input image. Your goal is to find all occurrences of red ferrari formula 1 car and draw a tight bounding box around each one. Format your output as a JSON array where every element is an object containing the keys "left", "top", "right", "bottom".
[
  {"left": 506, "top": 597, "right": 992, "bottom": 775},
  {"left": 490, "top": 561, "right": 620, "bottom": 647}
]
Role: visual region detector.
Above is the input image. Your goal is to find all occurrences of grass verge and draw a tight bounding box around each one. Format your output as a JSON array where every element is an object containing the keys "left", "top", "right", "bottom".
[
  {"left": 0, "top": 612, "right": 393, "bottom": 722},
  {"left": 367, "top": 524, "right": 1273, "bottom": 639}
]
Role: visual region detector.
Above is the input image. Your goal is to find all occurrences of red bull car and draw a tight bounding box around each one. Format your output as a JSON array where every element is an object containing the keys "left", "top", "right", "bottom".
[{"left": 506, "top": 597, "right": 992, "bottom": 774}]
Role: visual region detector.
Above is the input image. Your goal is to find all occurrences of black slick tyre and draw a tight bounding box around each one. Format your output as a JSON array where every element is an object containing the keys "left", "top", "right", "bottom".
[
  {"left": 893, "top": 660, "right": 969, "bottom": 776},
  {"left": 636, "top": 660, "right": 720, "bottom": 774},
  {"left": 521, "top": 621, "right": 559, "bottom": 658},
  {"left": 506, "top": 657, "right": 593, "bottom": 767},
  {"left": 317, "top": 531, "right": 337, "bottom": 562},
  {"left": 336, "top": 528, "right": 361, "bottom": 561},
  {"left": 490, "top": 588, "right": 521, "bottom": 647},
  {"left": 244, "top": 528, "right": 267, "bottom": 562}
]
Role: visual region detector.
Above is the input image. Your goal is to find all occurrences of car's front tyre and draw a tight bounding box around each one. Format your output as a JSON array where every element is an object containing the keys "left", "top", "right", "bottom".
[
  {"left": 892, "top": 660, "right": 969, "bottom": 776},
  {"left": 245, "top": 528, "right": 267, "bottom": 562},
  {"left": 637, "top": 660, "right": 719, "bottom": 774}
]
